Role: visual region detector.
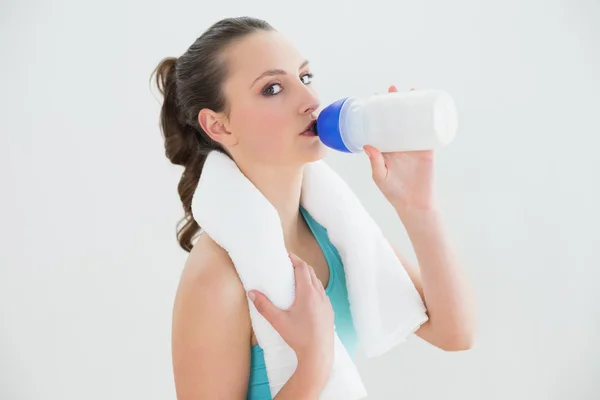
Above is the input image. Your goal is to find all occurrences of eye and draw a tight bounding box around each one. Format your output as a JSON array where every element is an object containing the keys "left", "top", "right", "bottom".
[
  {"left": 301, "top": 72, "right": 314, "bottom": 85},
  {"left": 263, "top": 83, "right": 283, "bottom": 96},
  {"left": 263, "top": 83, "right": 282, "bottom": 96},
  {"left": 262, "top": 73, "right": 314, "bottom": 96}
]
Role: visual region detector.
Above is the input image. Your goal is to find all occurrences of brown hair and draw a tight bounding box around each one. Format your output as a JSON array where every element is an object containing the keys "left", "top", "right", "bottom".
[{"left": 151, "top": 17, "right": 274, "bottom": 252}]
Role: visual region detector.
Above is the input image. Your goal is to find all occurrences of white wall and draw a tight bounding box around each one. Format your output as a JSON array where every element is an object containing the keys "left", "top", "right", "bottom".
[{"left": 1, "top": 0, "right": 599, "bottom": 399}]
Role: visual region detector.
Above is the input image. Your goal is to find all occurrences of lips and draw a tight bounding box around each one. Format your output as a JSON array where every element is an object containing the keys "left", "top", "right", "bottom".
[{"left": 301, "top": 120, "right": 317, "bottom": 135}]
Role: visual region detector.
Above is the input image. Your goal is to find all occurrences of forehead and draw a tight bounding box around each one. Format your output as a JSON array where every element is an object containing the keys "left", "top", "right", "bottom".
[{"left": 223, "top": 31, "right": 305, "bottom": 86}]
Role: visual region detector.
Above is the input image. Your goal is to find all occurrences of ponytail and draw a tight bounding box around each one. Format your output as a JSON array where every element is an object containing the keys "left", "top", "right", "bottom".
[{"left": 152, "top": 57, "right": 206, "bottom": 252}]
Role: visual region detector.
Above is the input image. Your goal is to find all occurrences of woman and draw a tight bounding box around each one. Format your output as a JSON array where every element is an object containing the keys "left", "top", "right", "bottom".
[{"left": 152, "top": 16, "right": 476, "bottom": 400}]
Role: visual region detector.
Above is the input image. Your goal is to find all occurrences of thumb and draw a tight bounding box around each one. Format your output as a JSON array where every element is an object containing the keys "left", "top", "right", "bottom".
[
  {"left": 248, "top": 290, "right": 282, "bottom": 324},
  {"left": 363, "top": 145, "right": 387, "bottom": 185}
]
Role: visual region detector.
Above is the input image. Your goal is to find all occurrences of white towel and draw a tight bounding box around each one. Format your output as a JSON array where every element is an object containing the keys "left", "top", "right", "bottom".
[{"left": 191, "top": 151, "right": 428, "bottom": 399}]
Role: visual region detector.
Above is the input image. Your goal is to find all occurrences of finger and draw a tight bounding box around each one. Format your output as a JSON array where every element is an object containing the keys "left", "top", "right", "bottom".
[
  {"left": 289, "top": 253, "right": 312, "bottom": 292},
  {"left": 249, "top": 290, "right": 282, "bottom": 324},
  {"left": 388, "top": 85, "right": 398, "bottom": 93},
  {"left": 310, "top": 267, "right": 327, "bottom": 299},
  {"left": 308, "top": 264, "right": 324, "bottom": 293},
  {"left": 289, "top": 252, "right": 302, "bottom": 268},
  {"left": 363, "top": 145, "right": 387, "bottom": 185}
]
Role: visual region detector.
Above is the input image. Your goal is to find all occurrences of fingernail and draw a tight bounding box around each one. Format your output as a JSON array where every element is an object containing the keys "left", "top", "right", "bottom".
[{"left": 248, "top": 291, "right": 255, "bottom": 301}]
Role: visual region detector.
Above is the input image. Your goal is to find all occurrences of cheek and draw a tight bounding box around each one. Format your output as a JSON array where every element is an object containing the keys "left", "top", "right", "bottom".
[{"left": 235, "top": 103, "right": 293, "bottom": 160}]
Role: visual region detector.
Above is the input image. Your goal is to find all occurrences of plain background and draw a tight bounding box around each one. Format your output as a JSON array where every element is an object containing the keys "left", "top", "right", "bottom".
[{"left": 1, "top": 0, "right": 599, "bottom": 398}]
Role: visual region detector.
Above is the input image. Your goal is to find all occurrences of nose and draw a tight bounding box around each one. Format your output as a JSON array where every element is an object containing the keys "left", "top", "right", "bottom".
[{"left": 298, "top": 85, "right": 320, "bottom": 116}]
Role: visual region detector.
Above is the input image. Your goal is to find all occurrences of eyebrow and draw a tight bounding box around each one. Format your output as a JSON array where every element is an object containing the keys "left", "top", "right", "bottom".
[{"left": 250, "top": 60, "right": 310, "bottom": 88}]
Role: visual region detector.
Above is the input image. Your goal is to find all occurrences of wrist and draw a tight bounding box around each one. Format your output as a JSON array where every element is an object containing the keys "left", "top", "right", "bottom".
[
  {"left": 395, "top": 207, "right": 447, "bottom": 242},
  {"left": 394, "top": 203, "right": 442, "bottom": 221},
  {"left": 296, "top": 353, "right": 332, "bottom": 389}
]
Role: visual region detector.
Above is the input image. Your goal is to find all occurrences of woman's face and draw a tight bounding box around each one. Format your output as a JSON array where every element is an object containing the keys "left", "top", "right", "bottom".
[{"left": 218, "top": 30, "right": 327, "bottom": 167}]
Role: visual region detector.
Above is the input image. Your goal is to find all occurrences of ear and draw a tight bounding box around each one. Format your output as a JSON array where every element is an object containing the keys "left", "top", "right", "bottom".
[{"left": 198, "top": 109, "right": 237, "bottom": 146}]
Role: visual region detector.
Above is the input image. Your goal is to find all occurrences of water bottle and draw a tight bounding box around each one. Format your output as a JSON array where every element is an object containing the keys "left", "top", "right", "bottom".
[{"left": 313, "top": 89, "right": 458, "bottom": 153}]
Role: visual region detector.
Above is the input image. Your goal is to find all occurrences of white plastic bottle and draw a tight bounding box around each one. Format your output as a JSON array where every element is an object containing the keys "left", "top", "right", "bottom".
[{"left": 313, "top": 89, "right": 458, "bottom": 153}]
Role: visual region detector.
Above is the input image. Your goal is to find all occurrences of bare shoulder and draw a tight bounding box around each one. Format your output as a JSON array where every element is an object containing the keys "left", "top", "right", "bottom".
[
  {"left": 172, "top": 233, "right": 251, "bottom": 399},
  {"left": 176, "top": 233, "right": 246, "bottom": 305}
]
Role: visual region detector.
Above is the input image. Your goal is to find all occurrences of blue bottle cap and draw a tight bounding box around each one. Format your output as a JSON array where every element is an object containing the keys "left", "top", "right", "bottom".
[{"left": 315, "top": 97, "right": 351, "bottom": 153}]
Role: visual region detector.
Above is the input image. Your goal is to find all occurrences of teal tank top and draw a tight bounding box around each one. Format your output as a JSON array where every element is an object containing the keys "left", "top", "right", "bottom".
[{"left": 246, "top": 207, "right": 357, "bottom": 400}]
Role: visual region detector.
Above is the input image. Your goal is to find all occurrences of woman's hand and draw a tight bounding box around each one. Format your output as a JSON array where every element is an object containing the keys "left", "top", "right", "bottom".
[
  {"left": 363, "top": 85, "right": 438, "bottom": 213},
  {"left": 248, "top": 253, "right": 334, "bottom": 379}
]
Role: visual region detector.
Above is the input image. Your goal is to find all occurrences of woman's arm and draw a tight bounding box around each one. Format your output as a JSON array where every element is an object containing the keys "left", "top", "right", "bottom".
[
  {"left": 171, "top": 236, "right": 252, "bottom": 399},
  {"left": 390, "top": 207, "right": 477, "bottom": 351},
  {"left": 361, "top": 99, "right": 477, "bottom": 351}
]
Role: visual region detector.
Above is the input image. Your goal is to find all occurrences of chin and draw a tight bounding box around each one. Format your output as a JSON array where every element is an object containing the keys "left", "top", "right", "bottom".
[{"left": 300, "top": 140, "right": 329, "bottom": 163}]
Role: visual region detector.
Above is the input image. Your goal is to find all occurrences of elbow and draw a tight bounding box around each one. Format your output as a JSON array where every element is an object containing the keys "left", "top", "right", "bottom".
[
  {"left": 421, "top": 312, "right": 478, "bottom": 351},
  {"left": 439, "top": 337, "right": 474, "bottom": 352},
  {"left": 437, "top": 329, "right": 476, "bottom": 352}
]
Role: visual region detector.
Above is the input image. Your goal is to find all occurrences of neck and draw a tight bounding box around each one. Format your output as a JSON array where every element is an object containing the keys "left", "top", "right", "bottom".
[{"left": 236, "top": 161, "right": 305, "bottom": 245}]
